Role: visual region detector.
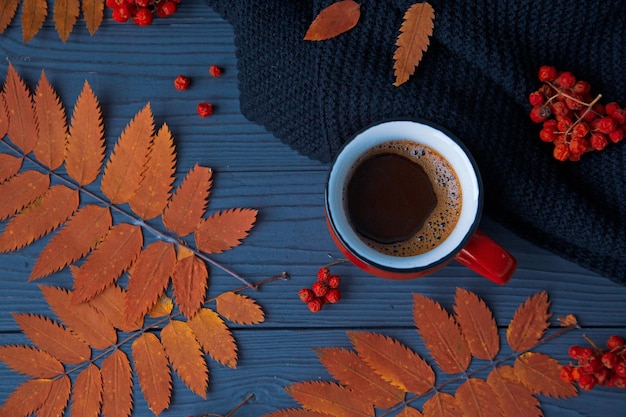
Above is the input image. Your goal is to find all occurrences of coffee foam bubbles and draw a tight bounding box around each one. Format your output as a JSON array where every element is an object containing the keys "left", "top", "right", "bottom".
[{"left": 344, "top": 140, "right": 462, "bottom": 257}]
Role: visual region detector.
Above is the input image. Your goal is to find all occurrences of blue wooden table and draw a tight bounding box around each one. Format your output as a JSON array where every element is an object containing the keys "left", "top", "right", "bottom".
[{"left": 1, "top": 1, "right": 625, "bottom": 416}]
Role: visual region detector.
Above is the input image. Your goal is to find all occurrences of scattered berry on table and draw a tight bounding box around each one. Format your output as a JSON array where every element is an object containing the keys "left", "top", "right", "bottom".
[
  {"left": 196, "top": 102, "right": 213, "bottom": 118},
  {"left": 298, "top": 266, "right": 343, "bottom": 312},
  {"left": 174, "top": 74, "right": 190, "bottom": 91},
  {"left": 209, "top": 65, "right": 223, "bottom": 77},
  {"left": 107, "top": 0, "right": 182, "bottom": 26}
]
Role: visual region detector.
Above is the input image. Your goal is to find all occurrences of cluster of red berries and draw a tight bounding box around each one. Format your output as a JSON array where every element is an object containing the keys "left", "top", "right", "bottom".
[
  {"left": 529, "top": 65, "right": 625, "bottom": 161},
  {"left": 107, "top": 0, "right": 181, "bottom": 25},
  {"left": 173, "top": 66, "right": 222, "bottom": 118},
  {"left": 298, "top": 267, "right": 342, "bottom": 312},
  {"left": 560, "top": 335, "right": 626, "bottom": 391}
]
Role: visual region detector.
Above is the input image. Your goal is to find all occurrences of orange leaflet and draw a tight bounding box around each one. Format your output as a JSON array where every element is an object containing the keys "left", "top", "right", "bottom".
[
  {"left": 147, "top": 294, "right": 174, "bottom": 318},
  {"left": 0, "top": 0, "right": 20, "bottom": 33},
  {"left": 82, "top": 0, "right": 104, "bottom": 35},
  {"left": 348, "top": 331, "right": 434, "bottom": 395},
  {"left": 215, "top": 292, "right": 265, "bottom": 325},
  {"left": 101, "top": 103, "right": 154, "bottom": 204},
  {"left": 161, "top": 320, "right": 208, "bottom": 399},
  {"left": 129, "top": 122, "right": 176, "bottom": 220},
  {"left": 3, "top": 62, "right": 38, "bottom": 154},
  {"left": 507, "top": 291, "right": 552, "bottom": 352},
  {"left": 36, "top": 375, "right": 71, "bottom": 416},
  {"left": 70, "top": 364, "right": 103, "bottom": 417},
  {"left": 132, "top": 333, "right": 172, "bottom": 415},
  {"left": 422, "top": 392, "right": 460, "bottom": 417},
  {"left": 0, "top": 378, "right": 54, "bottom": 417},
  {"left": 101, "top": 350, "right": 133, "bottom": 417},
  {"left": 487, "top": 366, "right": 541, "bottom": 417},
  {"left": 0, "top": 170, "right": 50, "bottom": 221},
  {"left": 397, "top": 407, "right": 423, "bottom": 417},
  {"left": 0, "top": 184, "right": 79, "bottom": 253},
  {"left": 188, "top": 308, "right": 237, "bottom": 369},
  {"left": 455, "top": 378, "right": 502, "bottom": 417},
  {"left": 33, "top": 70, "right": 67, "bottom": 170},
  {"left": 172, "top": 247, "right": 208, "bottom": 319},
  {"left": 393, "top": 2, "right": 435, "bottom": 87},
  {"left": 162, "top": 164, "right": 212, "bottom": 236},
  {"left": 0, "top": 89, "right": 9, "bottom": 137},
  {"left": 304, "top": 0, "right": 360, "bottom": 41},
  {"left": 88, "top": 284, "right": 144, "bottom": 332},
  {"left": 30, "top": 204, "right": 112, "bottom": 281},
  {"left": 453, "top": 288, "right": 499, "bottom": 360},
  {"left": 0, "top": 154, "right": 22, "bottom": 182},
  {"left": 194, "top": 208, "right": 258, "bottom": 254},
  {"left": 286, "top": 381, "right": 374, "bottom": 417},
  {"left": 514, "top": 352, "right": 577, "bottom": 398},
  {"left": 53, "top": 0, "right": 79, "bottom": 42},
  {"left": 20, "top": 0, "right": 47, "bottom": 42},
  {"left": 66, "top": 80, "right": 105, "bottom": 186},
  {"left": 0, "top": 345, "right": 64, "bottom": 378}
]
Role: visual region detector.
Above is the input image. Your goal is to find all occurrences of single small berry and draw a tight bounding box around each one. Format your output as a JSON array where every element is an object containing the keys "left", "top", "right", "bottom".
[
  {"left": 608, "top": 129, "right": 624, "bottom": 143},
  {"left": 553, "top": 144, "right": 570, "bottom": 161},
  {"left": 615, "top": 361, "right": 626, "bottom": 378},
  {"left": 298, "top": 288, "right": 315, "bottom": 303},
  {"left": 605, "top": 102, "right": 621, "bottom": 116},
  {"left": 528, "top": 91, "right": 545, "bottom": 106},
  {"left": 530, "top": 105, "right": 549, "bottom": 123},
  {"left": 197, "top": 102, "right": 214, "bottom": 118},
  {"left": 209, "top": 65, "right": 223, "bottom": 77},
  {"left": 560, "top": 365, "right": 575, "bottom": 383},
  {"left": 572, "top": 80, "right": 591, "bottom": 95},
  {"left": 581, "top": 356, "right": 603, "bottom": 374},
  {"left": 607, "top": 335, "right": 625, "bottom": 351},
  {"left": 317, "top": 267, "right": 331, "bottom": 282},
  {"left": 312, "top": 281, "right": 329, "bottom": 297},
  {"left": 324, "top": 288, "right": 342, "bottom": 304},
  {"left": 538, "top": 65, "right": 558, "bottom": 82},
  {"left": 133, "top": 7, "right": 154, "bottom": 26},
  {"left": 597, "top": 116, "right": 617, "bottom": 134},
  {"left": 602, "top": 352, "right": 619, "bottom": 369},
  {"left": 327, "top": 274, "right": 341, "bottom": 289},
  {"left": 156, "top": 0, "right": 178, "bottom": 17},
  {"left": 112, "top": 3, "right": 135, "bottom": 22},
  {"left": 307, "top": 298, "right": 324, "bottom": 313},
  {"left": 555, "top": 71, "right": 576, "bottom": 89},
  {"left": 174, "top": 74, "right": 190, "bottom": 91},
  {"left": 578, "top": 373, "right": 597, "bottom": 391},
  {"left": 590, "top": 133, "right": 609, "bottom": 150}
]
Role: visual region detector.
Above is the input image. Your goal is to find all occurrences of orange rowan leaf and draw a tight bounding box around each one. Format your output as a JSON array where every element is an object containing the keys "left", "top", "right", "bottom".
[
  {"left": 507, "top": 291, "right": 551, "bottom": 352},
  {"left": 393, "top": 2, "right": 435, "bottom": 86},
  {"left": 0, "top": 345, "right": 64, "bottom": 378},
  {"left": 194, "top": 208, "right": 258, "bottom": 254},
  {"left": 348, "top": 331, "right": 434, "bottom": 395},
  {"left": 101, "top": 349, "right": 133, "bottom": 417},
  {"left": 148, "top": 294, "right": 174, "bottom": 318},
  {"left": 33, "top": 70, "right": 67, "bottom": 170},
  {"left": 12, "top": 313, "right": 91, "bottom": 364},
  {"left": 188, "top": 307, "right": 238, "bottom": 369},
  {"left": 132, "top": 333, "right": 172, "bottom": 416},
  {"left": 66, "top": 80, "right": 105, "bottom": 186},
  {"left": 70, "top": 364, "right": 103, "bottom": 417},
  {"left": 304, "top": 0, "right": 360, "bottom": 41},
  {"left": 397, "top": 407, "right": 423, "bottom": 417},
  {"left": 453, "top": 288, "right": 499, "bottom": 360},
  {"left": 285, "top": 381, "right": 374, "bottom": 417},
  {"left": 315, "top": 347, "right": 404, "bottom": 409},
  {"left": 422, "top": 392, "right": 460, "bottom": 417},
  {"left": 82, "top": 0, "right": 104, "bottom": 35},
  {"left": 30, "top": 204, "right": 112, "bottom": 280},
  {"left": 0, "top": 170, "right": 50, "bottom": 221},
  {"left": 125, "top": 241, "right": 177, "bottom": 323},
  {"left": 0, "top": 0, "right": 20, "bottom": 33},
  {"left": 455, "top": 378, "right": 502, "bottom": 417},
  {"left": 514, "top": 352, "right": 577, "bottom": 398},
  {"left": 558, "top": 314, "right": 578, "bottom": 327},
  {"left": 161, "top": 320, "right": 209, "bottom": 398},
  {"left": 263, "top": 410, "right": 335, "bottom": 417},
  {"left": 71, "top": 223, "right": 143, "bottom": 303},
  {"left": 413, "top": 293, "right": 470, "bottom": 374},
  {"left": 88, "top": 284, "right": 143, "bottom": 332},
  {"left": 129, "top": 122, "right": 176, "bottom": 220},
  {"left": 487, "top": 366, "right": 541, "bottom": 417},
  {"left": 0, "top": 378, "right": 53, "bottom": 417},
  {"left": 0, "top": 154, "right": 22, "bottom": 182},
  {"left": 21, "top": 0, "right": 47, "bottom": 42},
  {"left": 162, "top": 164, "right": 212, "bottom": 236},
  {"left": 4, "top": 62, "right": 38, "bottom": 154},
  {"left": 40, "top": 285, "right": 117, "bottom": 350},
  {"left": 36, "top": 375, "right": 71, "bottom": 417},
  {"left": 0, "top": 88, "right": 10, "bottom": 138},
  {"left": 0, "top": 184, "right": 79, "bottom": 253},
  {"left": 53, "top": 0, "right": 80, "bottom": 42},
  {"left": 101, "top": 103, "right": 154, "bottom": 204},
  {"left": 172, "top": 247, "right": 208, "bottom": 319},
  {"left": 215, "top": 291, "right": 265, "bottom": 325}
]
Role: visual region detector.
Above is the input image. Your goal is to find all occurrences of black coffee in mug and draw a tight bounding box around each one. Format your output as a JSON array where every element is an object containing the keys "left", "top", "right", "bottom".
[{"left": 344, "top": 140, "right": 462, "bottom": 257}]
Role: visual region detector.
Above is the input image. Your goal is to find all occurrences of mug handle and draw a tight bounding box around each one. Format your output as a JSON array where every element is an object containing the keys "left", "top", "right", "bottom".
[{"left": 454, "top": 230, "right": 517, "bottom": 284}]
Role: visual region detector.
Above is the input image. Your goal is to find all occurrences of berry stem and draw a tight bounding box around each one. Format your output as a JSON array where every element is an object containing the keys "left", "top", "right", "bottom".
[{"left": 562, "top": 93, "right": 603, "bottom": 137}]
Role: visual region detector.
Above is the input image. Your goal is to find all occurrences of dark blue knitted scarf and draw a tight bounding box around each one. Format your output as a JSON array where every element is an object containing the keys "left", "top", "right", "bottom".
[{"left": 206, "top": 0, "right": 626, "bottom": 284}]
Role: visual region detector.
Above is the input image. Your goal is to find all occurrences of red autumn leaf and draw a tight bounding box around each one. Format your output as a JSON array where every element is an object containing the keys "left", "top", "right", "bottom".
[
  {"left": 286, "top": 381, "right": 374, "bottom": 417},
  {"left": 70, "top": 364, "right": 103, "bottom": 417},
  {"left": 215, "top": 291, "right": 265, "bottom": 325},
  {"left": 422, "top": 392, "right": 461, "bottom": 417},
  {"left": 33, "top": 70, "right": 67, "bottom": 170},
  {"left": 455, "top": 378, "right": 502, "bottom": 417},
  {"left": 132, "top": 333, "right": 172, "bottom": 415},
  {"left": 82, "top": 0, "right": 104, "bottom": 35},
  {"left": 393, "top": 2, "right": 435, "bottom": 86},
  {"left": 188, "top": 308, "right": 238, "bottom": 369},
  {"left": 0, "top": 154, "right": 22, "bottom": 182},
  {"left": 172, "top": 247, "right": 208, "bottom": 319},
  {"left": 453, "top": 288, "right": 499, "bottom": 360},
  {"left": 304, "top": 0, "right": 360, "bottom": 41},
  {"left": 413, "top": 293, "right": 470, "bottom": 374},
  {"left": 36, "top": 375, "right": 71, "bottom": 417},
  {"left": 514, "top": 352, "right": 577, "bottom": 398},
  {"left": 0, "top": 378, "right": 53, "bottom": 417},
  {"left": 507, "top": 291, "right": 552, "bottom": 352},
  {"left": 194, "top": 208, "right": 258, "bottom": 254},
  {"left": 21, "top": 0, "right": 48, "bottom": 42},
  {"left": 101, "top": 350, "right": 133, "bottom": 417},
  {"left": 162, "top": 164, "right": 212, "bottom": 236},
  {"left": 88, "top": 284, "right": 144, "bottom": 332},
  {"left": 53, "top": 0, "right": 80, "bottom": 42},
  {"left": 0, "top": 170, "right": 50, "bottom": 221},
  {"left": 0, "top": 0, "right": 20, "bottom": 33},
  {"left": 3, "top": 62, "right": 38, "bottom": 154},
  {"left": 0, "top": 345, "right": 64, "bottom": 378},
  {"left": 487, "top": 365, "right": 541, "bottom": 417}
]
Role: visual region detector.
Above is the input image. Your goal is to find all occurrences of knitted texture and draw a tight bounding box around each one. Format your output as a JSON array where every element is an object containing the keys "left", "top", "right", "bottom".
[{"left": 206, "top": 0, "right": 626, "bottom": 284}]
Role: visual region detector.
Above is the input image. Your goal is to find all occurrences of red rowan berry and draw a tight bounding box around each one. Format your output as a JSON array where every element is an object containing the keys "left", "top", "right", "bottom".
[
  {"left": 581, "top": 356, "right": 603, "bottom": 374},
  {"left": 555, "top": 71, "right": 576, "bottom": 88},
  {"left": 174, "top": 74, "right": 190, "bottom": 91},
  {"left": 317, "top": 267, "right": 331, "bottom": 282},
  {"left": 568, "top": 137, "right": 588, "bottom": 155},
  {"left": 135, "top": 0, "right": 150, "bottom": 7},
  {"left": 307, "top": 298, "right": 324, "bottom": 313},
  {"left": 578, "top": 373, "right": 597, "bottom": 391},
  {"left": 612, "top": 376, "right": 626, "bottom": 389},
  {"left": 112, "top": 3, "right": 135, "bottom": 22},
  {"left": 538, "top": 65, "right": 558, "bottom": 82},
  {"left": 602, "top": 352, "right": 619, "bottom": 369},
  {"left": 607, "top": 335, "right": 625, "bottom": 351},
  {"left": 529, "top": 91, "right": 545, "bottom": 106},
  {"left": 590, "top": 133, "right": 608, "bottom": 150},
  {"left": 106, "top": 0, "right": 123, "bottom": 8},
  {"left": 298, "top": 288, "right": 315, "bottom": 303},
  {"left": 197, "top": 102, "right": 213, "bottom": 118},
  {"left": 312, "top": 281, "right": 329, "bottom": 297},
  {"left": 609, "top": 129, "right": 624, "bottom": 143},
  {"left": 565, "top": 93, "right": 585, "bottom": 111},
  {"left": 597, "top": 116, "right": 617, "bottom": 134},
  {"left": 553, "top": 144, "right": 570, "bottom": 161},
  {"left": 324, "top": 288, "right": 342, "bottom": 304},
  {"left": 605, "top": 102, "right": 621, "bottom": 116},
  {"left": 614, "top": 361, "right": 626, "bottom": 378},
  {"left": 572, "top": 122, "right": 589, "bottom": 138},
  {"left": 530, "top": 105, "right": 549, "bottom": 123},
  {"left": 156, "top": 0, "right": 177, "bottom": 17},
  {"left": 557, "top": 118, "right": 573, "bottom": 132},
  {"left": 209, "top": 65, "right": 223, "bottom": 77},
  {"left": 550, "top": 101, "right": 570, "bottom": 120},
  {"left": 595, "top": 368, "right": 611, "bottom": 386},
  {"left": 560, "top": 365, "right": 575, "bottom": 383},
  {"left": 610, "top": 108, "right": 626, "bottom": 125},
  {"left": 572, "top": 80, "right": 591, "bottom": 95},
  {"left": 327, "top": 274, "right": 341, "bottom": 289},
  {"left": 133, "top": 7, "right": 153, "bottom": 25}
]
